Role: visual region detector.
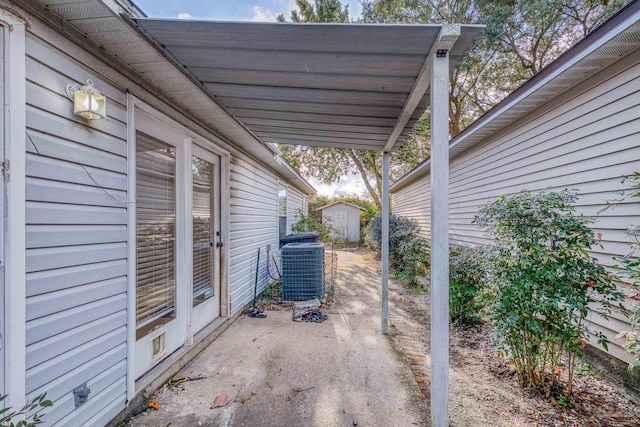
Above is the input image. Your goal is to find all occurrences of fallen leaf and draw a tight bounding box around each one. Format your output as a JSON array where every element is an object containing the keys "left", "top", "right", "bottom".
[{"left": 210, "top": 393, "right": 229, "bottom": 409}]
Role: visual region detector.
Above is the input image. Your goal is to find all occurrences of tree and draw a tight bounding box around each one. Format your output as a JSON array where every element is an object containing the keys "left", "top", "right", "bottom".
[
  {"left": 361, "top": 0, "right": 631, "bottom": 135},
  {"left": 278, "top": 0, "right": 628, "bottom": 207},
  {"left": 277, "top": 0, "right": 349, "bottom": 23}
]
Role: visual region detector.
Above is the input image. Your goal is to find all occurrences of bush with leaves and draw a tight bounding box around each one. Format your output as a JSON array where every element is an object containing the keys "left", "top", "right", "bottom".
[
  {"left": 615, "top": 172, "right": 640, "bottom": 372},
  {"left": 291, "top": 209, "right": 336, "bottom": 242},
  {"left": 366, "top": 214, "right": 430, "bottom": 286},
  {"left": 1, "top": 393, "right": 52, "bottom": 427},
  {"left": 474, "top": 189, "right": 624, "bottom": 398},
  {"left": 394, "top": 237, "right": 430, "bottom": 286},
  {"left": 449, "top": 245, "right": 487, "bottom": 326},
  {"left": 366, "top": 214, "right": 419, "bottom": 268}
]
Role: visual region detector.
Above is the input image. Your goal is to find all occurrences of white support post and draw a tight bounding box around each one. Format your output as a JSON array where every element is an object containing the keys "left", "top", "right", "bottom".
[
  {"left": 430, "top": 51, "right": 450, "bottom": 425},
  {"left": 381, "top": 152, "right": 390, "bottom": 334}
]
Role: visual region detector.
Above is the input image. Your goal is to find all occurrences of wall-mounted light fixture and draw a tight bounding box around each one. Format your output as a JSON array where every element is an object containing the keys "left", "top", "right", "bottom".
[{"left": 65, "top": 79, "right": 106, "bottom": 120}]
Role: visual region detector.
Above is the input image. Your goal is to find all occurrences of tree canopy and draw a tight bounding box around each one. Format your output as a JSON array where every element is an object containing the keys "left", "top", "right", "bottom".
[{"left": 276, "top": 0, "right": 630, "bottom": 207}]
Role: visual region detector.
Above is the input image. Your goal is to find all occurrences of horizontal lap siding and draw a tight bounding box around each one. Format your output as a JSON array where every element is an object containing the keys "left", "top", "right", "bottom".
[
  {"left": 25, "top": 34, "right": 127, "bottom": 425},
  {"left": 229, "top": 157, "right": 279, "bottom": 314},
  {"left": 392, "top": 179, "right": 431, "bottom": 240},
  {"left": 287, "top": 186, "right": 305, "bottom": 234},
  {"left": 391, "top": 52, "right": 640, "bottom": 363}
]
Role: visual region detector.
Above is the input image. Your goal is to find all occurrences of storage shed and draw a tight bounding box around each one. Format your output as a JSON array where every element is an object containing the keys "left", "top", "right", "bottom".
[
  {"left": 390, "top": 1, "right": 640, "bottom": 364},
  {"left": 317, "top": 201, "right": 365, "bottom": 242}
]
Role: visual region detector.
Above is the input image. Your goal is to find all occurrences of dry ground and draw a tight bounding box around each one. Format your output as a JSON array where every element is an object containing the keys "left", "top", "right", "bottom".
[{"left": 356, "top": 249, "right": 640, "bottom": 427}]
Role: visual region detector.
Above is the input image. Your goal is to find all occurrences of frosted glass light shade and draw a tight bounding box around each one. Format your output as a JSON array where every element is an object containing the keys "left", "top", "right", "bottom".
[{"left": 66, "top": 80, "right": 107, "bottom": 120}]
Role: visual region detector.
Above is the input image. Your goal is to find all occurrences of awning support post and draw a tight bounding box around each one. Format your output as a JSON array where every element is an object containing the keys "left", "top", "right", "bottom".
[
  {"left": 430, "top": 48, "right": 451, "bottom": 425},
  {"left": 381, "top": 151, "right": 390, "bottom": 334}
]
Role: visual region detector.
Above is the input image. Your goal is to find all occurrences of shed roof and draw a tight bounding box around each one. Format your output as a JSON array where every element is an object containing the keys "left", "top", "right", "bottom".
[
  {"left": 133, "top": 19, "right": 483, "bottom": 152},
  {"left": 390, "top": 0, "right": 640, "bottom": 192},
  {"left": 316, "top": 201, "right": 366, "bottom": 211}
]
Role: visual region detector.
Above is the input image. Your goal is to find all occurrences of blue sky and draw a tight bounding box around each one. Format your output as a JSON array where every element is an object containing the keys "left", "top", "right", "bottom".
[{"left": 134, "top": 0, "right": 363, "bottom": 22}]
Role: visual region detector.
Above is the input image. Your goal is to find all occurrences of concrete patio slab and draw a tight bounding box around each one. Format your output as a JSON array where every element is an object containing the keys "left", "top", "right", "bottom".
[{"left": 129, "top": 250, "right": 429, "bottom": 427}]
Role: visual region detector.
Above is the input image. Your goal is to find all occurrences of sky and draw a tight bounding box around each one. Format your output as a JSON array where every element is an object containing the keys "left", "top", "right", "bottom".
[
  {"left": 134, "top": 0, "right": 368, "bottom": 197},
  {"left": 134, "top": 0, "right": 363, "bottom": 23}
]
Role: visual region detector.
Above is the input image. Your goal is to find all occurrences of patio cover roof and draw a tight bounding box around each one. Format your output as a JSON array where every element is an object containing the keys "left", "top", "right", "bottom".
[{"left": 133, "top": 19, "right": 483, "bottom": 152}]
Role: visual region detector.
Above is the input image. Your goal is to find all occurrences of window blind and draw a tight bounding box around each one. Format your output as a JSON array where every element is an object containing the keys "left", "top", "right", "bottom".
[{"left": 136, "top": 133, "right": 176, "bottom": 327}]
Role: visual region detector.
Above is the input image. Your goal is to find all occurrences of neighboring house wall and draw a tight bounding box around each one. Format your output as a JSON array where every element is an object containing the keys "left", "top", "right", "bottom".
[
  {"left": 392, "top": 49, "right": 640, "bottom": 363},
  {"left": 15, "top": 6, "right": 312, "bottom": 426},
  {"left": 321, "top": 203, "right": 361, "bottom": 242}
]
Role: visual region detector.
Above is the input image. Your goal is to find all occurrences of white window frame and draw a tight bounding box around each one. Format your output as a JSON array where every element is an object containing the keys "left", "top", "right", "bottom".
[{"left": 1, "top": 7, "right": 26, "bottom": 410}]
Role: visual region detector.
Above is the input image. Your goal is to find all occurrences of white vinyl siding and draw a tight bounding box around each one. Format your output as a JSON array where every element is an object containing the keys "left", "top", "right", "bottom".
[
  {"left": 287, "top": 186, "right": 305, "bottom": 234},
  {"left": 392, "top": 50, "right": 640, "bottom": 363},
  {"left": 392, "top": 180, "right": 431, "bottom": 240},
  {"left": 229, "top": 157, "right": 279, "bottom": 315},
  {"left": 24, "top": 31, "right": 128, "bottom": 426}
]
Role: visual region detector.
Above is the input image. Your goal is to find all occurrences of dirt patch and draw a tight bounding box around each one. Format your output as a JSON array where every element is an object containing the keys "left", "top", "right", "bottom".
[{"left": 380, "top": 252, "right": 640, "bottom": 427}]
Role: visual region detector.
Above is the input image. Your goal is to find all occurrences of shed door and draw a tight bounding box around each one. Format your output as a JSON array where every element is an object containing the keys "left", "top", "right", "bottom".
[{"left": 334, "top": 210, "right": 348, "bottom": 239}]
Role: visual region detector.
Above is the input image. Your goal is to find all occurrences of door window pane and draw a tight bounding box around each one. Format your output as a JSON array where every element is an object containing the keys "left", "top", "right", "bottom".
[
  {"left": 278, "top": 184, "right": 287, "bottom": 240},
  {"left": 136, "top": 132, "right": 176, "bottom": 337},
  {"left": 192, "top": 156, "right": 214, "bottom": 307}
]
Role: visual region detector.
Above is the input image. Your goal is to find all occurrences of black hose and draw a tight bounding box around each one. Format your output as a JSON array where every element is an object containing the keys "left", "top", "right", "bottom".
[{"left": 266, "top": 246, "right": 281, "bottom": 280}]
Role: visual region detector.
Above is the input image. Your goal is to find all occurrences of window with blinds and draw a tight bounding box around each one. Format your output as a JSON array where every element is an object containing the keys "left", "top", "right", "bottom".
[
  {"left": 192, "top": 156, "right": 214, "bottom": 307},
  {"left": 136, "top": 132, "right": 176, "bottom": 335}
]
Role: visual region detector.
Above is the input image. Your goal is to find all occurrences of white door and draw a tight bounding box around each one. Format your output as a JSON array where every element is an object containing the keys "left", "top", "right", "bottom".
[
  {"left": 334, "top": 210, "right": 348, "bottom": 239},
  {"left": 134, "top": 111, "right": 187, "bottom": 379},
  {"left": 190, "top": 144, "right": 221, "bottom": 333}
]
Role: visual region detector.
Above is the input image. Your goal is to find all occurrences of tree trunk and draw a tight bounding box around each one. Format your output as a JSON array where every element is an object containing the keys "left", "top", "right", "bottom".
[{"left": 348, "top": 149, "right": 382, "bottom": 210}]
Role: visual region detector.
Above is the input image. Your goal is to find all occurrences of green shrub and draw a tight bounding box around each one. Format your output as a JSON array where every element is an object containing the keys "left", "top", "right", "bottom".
[
  {"left": 395, "top": 237, "right": 430, "bottom": 286},
  {"left": 475, "top": 189, "right": 624, "bottom": 397},
  {"left": 366, "top": 214, "right": 430, "bottom": 286},
  {"left": 615, "top": 172, "right": 640, "bottom": 372},
  {"left": 449, "top": 245, "right": 487, "bottom": 326},
  {"left": 1, "top": 393, "right": 52, "bottom": 427},
  {"left": 291, "top": 210, "right": 335, "bottom": 242},
  {"left": 366, "top": 214, "right": 419, "bottom": 268}
]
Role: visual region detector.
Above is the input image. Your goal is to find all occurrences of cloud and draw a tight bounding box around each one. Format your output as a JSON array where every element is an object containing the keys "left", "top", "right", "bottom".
[
  {"left": 175, "top": 12, "right": 194, "bottom": 19},
  {"left": 309, "top": 175, "right": 367, "bottom": 198},
  {"left": 249, "top": 6, "right": 279, "bottom": 22}
]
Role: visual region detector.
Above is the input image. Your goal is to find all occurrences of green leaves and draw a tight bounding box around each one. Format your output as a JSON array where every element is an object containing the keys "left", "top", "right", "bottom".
[
  {"left": 476, "top": 189, "right": 624, "bottom": 396},
  {"left": 366, "top": 214, "right": 430, "bottom": 286},
  {"left": 614, "top": 172, "right": 640, "bottom": 371},
  {"left": 0, "top": 393, "right": 52, "bottom": 427},
  {"left": 449, "top": 245, "right": 487, "bottom": 326}
]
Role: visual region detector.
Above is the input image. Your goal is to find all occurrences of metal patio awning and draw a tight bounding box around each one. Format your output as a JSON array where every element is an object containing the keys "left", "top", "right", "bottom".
[{"left": 133, "top": 19, "right": 483, "bottom": 152}]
